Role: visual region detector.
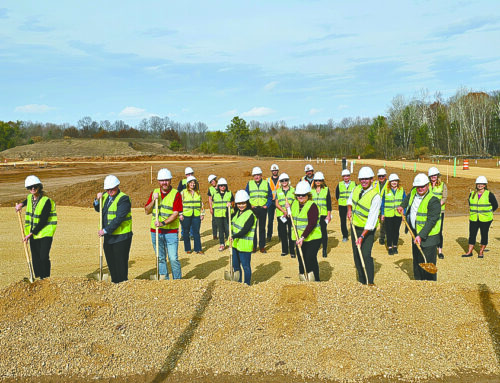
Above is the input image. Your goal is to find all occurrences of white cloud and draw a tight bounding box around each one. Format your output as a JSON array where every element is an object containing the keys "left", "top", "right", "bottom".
[
  {"left": 15, "top": 104, "right": 55, "bottom": 113},
  {"left": 119, "top": 106, "right": 147, "bottom": 118},
  {"left": 264, "top": 81, "right": 278, "bottom": 91},
  {"left": 309, "top": 108, "right": 322, "bottom": 115},
  {"left": 241, "top": 107, "right": 275, "bottom": 117},
  {"left": 220, "top": 109, "right": 238, "bottom": 118}
]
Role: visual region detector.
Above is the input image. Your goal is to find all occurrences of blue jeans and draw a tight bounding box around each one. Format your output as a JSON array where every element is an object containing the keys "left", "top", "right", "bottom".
[
  {"left": 232, "top": 248, "right": 252, "bottom": 285},
  {"left": 181, "top": 215, "right": 202, "bottom": 252},
  {"left": 150, "top": 232, "right": 181, "bottom": 279}
]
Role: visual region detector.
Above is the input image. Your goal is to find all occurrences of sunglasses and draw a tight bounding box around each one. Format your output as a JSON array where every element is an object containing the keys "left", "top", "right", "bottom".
[
  {"left": 280, "top": 179, "right": 289, "bottom": 182},
  {"left": 26, "top": 185, "right": 38, "bottom": 190},
  {"left": 295, "top": 194, "right": 307, "bottom": 197},
  {"left": 378, "top": 175, "right": 385, "bottom": 178},
  {"left": 359, "top": 178, "right": 371, "bottom": 181}
]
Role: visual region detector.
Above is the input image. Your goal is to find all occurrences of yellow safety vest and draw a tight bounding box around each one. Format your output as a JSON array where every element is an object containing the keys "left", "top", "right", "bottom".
[
  {"left": 103, "top": 192, "right": 132, "bottom": 235},
  {"left": 275, "top": 187, "right": 295, "bottom": 218},
  {"left": 469, "top": 190, "right": 493, "bottom": 222},
  {"left": 430, "top": 183, "right": 445, "bottom": 212},
  {"left": 248, "top": 180, "right": 268, "bottom": 207},
  {"left": 351, "top": 185, "right": 379, "bottom": 228},
  {"left": 311, "top": 187, "right": 329, "bottom": 216},
  {"left": 291, "top": 200, "right": 322, "bottom": 241},
  {"left": 213, "top": 191, "right": 232, "bottom": 218},
  {"left": 181, "top": 190, "right": 202, "bottom": 217},
  {"left": 150, "top": 188, "right": 179, "bottom": 230},
  {"left": 338, "top": 181, "right": 355, "bottom": 207},
  {"left": 232, "top": 209, "right": 256, "bottom": 252},
  {"left": 408, "top": 189, "right": 441, "bottom": 236},
  {"left": 24, "top": 194, "right": 57, "bottom": 239},
  {"left": 384, "top": 188, "right": 404, "bottom": 218}
]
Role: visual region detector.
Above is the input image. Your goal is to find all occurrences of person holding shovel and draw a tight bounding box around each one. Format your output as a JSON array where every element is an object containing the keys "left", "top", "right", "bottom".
[
  {"left": 94, "top": 175, "right": 132, "bottom": 284},
  {"left": 347, "top": 167, "right": 381, "bottom": 285},
  {"left": 397, "top": 173, "right": 441, "bottom": 281},
  {"left": 144, "top": 168, "right": 183, "bottom": 280},
  {"left": 15, "top": 175, "right": 57, "bottom": 279},
  {"left": 212, "top": 177, "right": 234, "bottom": 251},
  {"left": 275, "top": 173, "right": 296, "bottom": 258},
  {"left": 228, "top": 190, "right": 256, "bottom": 285}
]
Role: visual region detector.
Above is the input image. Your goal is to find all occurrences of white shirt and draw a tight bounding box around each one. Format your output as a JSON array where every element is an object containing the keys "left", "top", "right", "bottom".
[
  {"left": 409, "top": 192, "right": 425, "bottom": 230},
  {"left": 347, "top": 185, "right": 381, "bottom": 231}
]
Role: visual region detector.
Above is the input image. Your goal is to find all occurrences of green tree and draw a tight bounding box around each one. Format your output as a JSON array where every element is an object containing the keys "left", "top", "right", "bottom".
[
  {"left": 226, "top": 116, "right": 250, "bottom": 155},
  {"left": 0, "top": 121, "right": 22, "bottom": 151}
]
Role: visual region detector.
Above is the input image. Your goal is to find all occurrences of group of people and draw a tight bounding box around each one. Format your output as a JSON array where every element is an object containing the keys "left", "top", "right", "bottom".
[{"left": 16, "top": 162, "right": 497, "bottom": 285}]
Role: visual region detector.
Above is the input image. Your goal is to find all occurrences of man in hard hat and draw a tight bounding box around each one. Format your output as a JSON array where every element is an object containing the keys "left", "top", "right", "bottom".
[
  {"left": 335, "top": 169, "right": 356, "bottom": 242},
  {"left": 347, "top": 166, "right": 381, "bottom": 285},
  {"left": 428, "top": 167, "right": 447, "bottom": 259},
  {"left": 15, "top": 175, "right": 57, "bottom": 279},
  {"left": 177, "top": 167, "right": 196, "bottom": 240},
  {"left": 207, "top": 174, "right": 218, "bottom": 240},
  {"left": 266, "top": 164, "right": 280, "bottom": 242},
  {"left": 245, "top": 167, "right": 273, "bottom": 253},
  {"left": 397, "top": 173, "right": 441, "bottom": 281},
  {"left": 94, "top": 175, "right": 133, "bottom": 283},
  {"left": 301, "top": 164, "right": 315, "bottom": 186},
  {"left": 373, "top": 168, "right": 388, "bottom": 245},
  {"left": 144, "top": 168, "right": 183, "bottom": 280}
]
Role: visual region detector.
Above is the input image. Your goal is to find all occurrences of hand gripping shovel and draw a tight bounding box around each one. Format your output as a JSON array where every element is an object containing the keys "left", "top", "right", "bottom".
[
  {"left": 286, "top": 197, "right": 315, "bottom": 282},
  {"left": 401, "top": 215, "right": 437, "bottom": 274},
  {"left": 349, "top": 218, "right": 370, "bottom": 285},
  {"left": 16, "top": 209, "right": 35, "bottom": 283},
  {"left": 224, "top": 205, "right": 240, "bottom": 282},
  {"left": 151, "top": 199, "right": 162, "bottom": 280}
]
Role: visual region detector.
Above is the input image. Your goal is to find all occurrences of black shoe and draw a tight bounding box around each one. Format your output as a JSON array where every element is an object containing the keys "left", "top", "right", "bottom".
[
  {"left": 322, "top": 252, "right": 327, "bottom": 258},
  {"left": 281, "top": 253, "right": 287, "bottom": 257},
  {"left": 438, "top": 253, "right": 444, "bottom": 259},
  {"left": 462, "top": 253, "right": 473, "bottom": 257},
  {"left": 388, "top": 248, "right": 394, "bottom": 255},
  {"left": 252, "top": 247, "right": 257, "bottom": 253},
  {"left": 393, "top": 247, "right": 398, "bottom": 254},
  {"left": 180, "top": 236, "right": 184, "bottom": 241},
  {"left": 291, "top": 254, "right": 296, "bottom": 258},
  {"left": 379, "top": 239, "right": 385, "bottom": 245}
]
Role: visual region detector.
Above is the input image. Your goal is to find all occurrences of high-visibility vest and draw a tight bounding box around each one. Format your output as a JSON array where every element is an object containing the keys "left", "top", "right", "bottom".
[
  {"left": 291, "top": 200, "right": 322, "bottom": 241},
  {"left": 338, "top": 181, "right": 356, "bottom": 207},
  {"left": 408, "top": 189, "right": 441, "bottom": 236},
  {"left": 311, "top": 187, "right": 329, "bottom": 216},
  {"left": 275, "top": 187, "right": 295, "bottom": 218},
  {"left": 469, "top": 190, "right": 493, "bottom": 222},
  {"left": 351, "top": 185, "right": 379, "bottom": 228},
  {"left": 181, "top": 190, "right": 202, "bottom": 217},
  {"left": 248, "top": 180, "right": 268, "bottom": 207},
  {"left": 24, "top": 194, "right": 57, "bottom": 239},
  {"left": 430, "top": 183, "right": 446, "bottom": 212},
  {"left": 384, "top": 188, "right": 405, "bottom": 218},
  {"left": 213, "top": 191, "right": 232, "bottom": 218},
  {"left": 150, "top": 188, "right": 179, "bottom": 230},
  {"left": 267, "top": 177, "right": 280, "bottom": 199},
  {"left": 232, "top": 209, "right": 256, "bottom": 252},
  {"left": 208, "top": 185, "right": 216, "bottom": 198},
  {"left": 373, "top": 180, "right": 387, "bottom": 197},
  {"left": 103, "top": 192, "right": 132, "bottom": 235}
]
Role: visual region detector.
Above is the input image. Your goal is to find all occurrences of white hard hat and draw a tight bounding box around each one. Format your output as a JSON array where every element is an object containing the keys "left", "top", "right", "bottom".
[
  {"left": 313, "top": 171, "right": 325, "bottom": 181},
  {"left": 252, "top": 166, "right": 263, "bottom": 175},
  {"left": 358, "top": 167, "right": 374, "bottom": 179},
  {"left": 157, "top": 168, "right": 172, "bottom": 180},
  {"left": 234, "top": 190, "right": 250, "bottom": 203},
  {"left": 413, "top": 173, "right": 429, "bottom": 187},
  {"left": 186, "top": 175, "right": 196, "bottom": 183},
  {"left": 377, "top": 168, "right": 387, "bottom": 176},
  {"left": 270, "top": 164, "right": 279, "bottom": 171},
  {"left": 475, "top": 176, "right": 488, "bottom": 184},
  {"left": 304, "top": 164, "right": 314, "bottom": 172},
  {"left": 25, "top": 175, "right": 42, "bottom": 188},
  {"left": 208, "top": 174, "right": 217, "bottom": 183},
  {"left": 217, "top": 177, "right": 227, "bottom": 186},
  {"left": 295, "top": 180, "right": 311, "bottom": 195},
  {"left": 388, "top": 173, "right": 399, "bottom": 182},
  {"left": 104, "top": 175, "right": 120, "bottom": 190},
  {"left": 279, "top": 173, "right": 289, "bottom": 181},
  {"left": 185, "top": 167, "right": 194, "bottom": 175},
  {"left": 341, "top": 169, "right": 351, "bottom": 176},
  {"left": 428, "top": 167, "right": 440, "bottom": 177}
]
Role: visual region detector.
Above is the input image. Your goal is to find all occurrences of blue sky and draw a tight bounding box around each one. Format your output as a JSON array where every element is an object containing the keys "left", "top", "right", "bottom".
[{"left": 1, "top": 1, "right": 499, "bottom": 130}]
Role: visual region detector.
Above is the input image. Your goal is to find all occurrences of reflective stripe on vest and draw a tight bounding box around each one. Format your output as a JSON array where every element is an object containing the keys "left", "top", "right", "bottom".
[
  {"left": 469, "top": 190, "right": 493, "bottom": 222},
  {"left": 208, "top": 186, "right": 216, "bottom": 198},
  {"left": 338, "top": 181, "right": 355, "bottom": 207},
  {"left": 311, "top": 187, "right": 329, "bottom": 216},
  {"left": 150, "top": 188, "right": 179, "bottom": 230},
  {"left": 103, "top": 192, "right": 132, "bottom": 235},
  {"left": 182, "top": 190, "right": 202, "bottom": 217},
  {"left": 213, "top": 191, "right": 232, "bottom": 217},
  {"left": 248, "top": 180, "right": 268, "bottom": 207},
  {"left": 232, "top": 209, "right": 256, "bottom": 252},
  {"left": 408, "top": 189, "right": 441, "bottom": 236},
  {"left": 275, "top": 187, "right": 295, "bottom": 217},
  {"left": 430, "top": 183, "right": 445, "bottom": 212},
  {"left": 351, "top": 185, "right": 379, "bottom": 228},
  {"left": 384, "top": 188, "right": 404, "bottom": 218},
  {"left": 291, "top": 200, "right": 322, "bottom": 241},
  {"left": 24, "top": 194, "right": 57, "bottom": 239}
]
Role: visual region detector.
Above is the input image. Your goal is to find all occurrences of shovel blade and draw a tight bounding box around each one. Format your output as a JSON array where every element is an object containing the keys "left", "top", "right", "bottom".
[
  {"left": 232, "top": 270, "right": 241, "bottom": 282},
  {"left": 224, "top": 270, "right": 232, "bottom": 281},
  {"left": 419, "top": 262, "right": 438, "bottom": 274},
  {"left": 299, "top": 272, "right": 316, "bottom": 282}
]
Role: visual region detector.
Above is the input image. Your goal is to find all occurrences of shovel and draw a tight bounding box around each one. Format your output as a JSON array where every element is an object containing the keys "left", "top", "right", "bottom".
[
  {"left": 224, "top": 205, "right": 240, "bottom": 282},
  {"left": 286, "top": 197, "right": 315, "bottom": 282},
  {"left": 401, "top": 215, "right": 438, "bottom": 274},
  {"left": 95, "top": 197, "right": 108, "bottom": 281},
  {"left": 16, "top": 209, "right": 35, "bottom": 283},
  {"left": 151, "top": 199, "right": 161, "bottom": 280},
  {"left": 349, "top": 218, "right": 370, "bottom": 284}
]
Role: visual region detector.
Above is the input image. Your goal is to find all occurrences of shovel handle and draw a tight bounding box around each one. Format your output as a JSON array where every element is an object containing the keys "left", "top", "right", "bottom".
[
  {"left": 99, "top": 197, "right": 103, "bottom": 281},
  {"left": 16, "top": 209, "right": 35, "bottom": 283},
  {"left": 349, "top": 218, "right": 369, "bottom": 284},
  {"left": 401, "top": 215, "right": 428, "bottom": 263},
  {"left": 155, "top": 198, "right": 159, "bottom": 280},
  {"left": 227, "top": 204, "right": 233, "bottom": 279},
  {"left": 286, "top": 196, "right": 310, "bottom": 282}
]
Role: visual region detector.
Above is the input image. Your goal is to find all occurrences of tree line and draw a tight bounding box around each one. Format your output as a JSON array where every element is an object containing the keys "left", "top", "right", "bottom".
[{"left": 1, "top": 88, "right": 499, "bottom": 157}]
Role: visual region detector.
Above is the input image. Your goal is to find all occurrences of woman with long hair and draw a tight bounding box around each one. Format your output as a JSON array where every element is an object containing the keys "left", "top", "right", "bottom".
[
  {"left": 180, "top": 175, "right": 204, "bottom": 254},
  {"left": 381, "top": 174, "right": 406, "bottom": 255},
  {"left": 311, "top": 171, "right": 332, "bottom": 258},
  {"left": 428, "top": 167, "right": 447, "bottom": 259}
]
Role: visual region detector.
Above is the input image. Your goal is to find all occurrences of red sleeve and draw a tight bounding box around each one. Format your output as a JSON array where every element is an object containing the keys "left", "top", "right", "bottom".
[
  {"left": 302, "top": 203, "right": 319, "bottom": 239},
  {"left": 144, "top": 192, "right": 154, "bottom": 207},
  {"left": 172, "top": 192, "right": 183, "bottom": 212}
]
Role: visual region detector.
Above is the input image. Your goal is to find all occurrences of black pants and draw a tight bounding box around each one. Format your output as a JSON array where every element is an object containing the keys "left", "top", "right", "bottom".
[
  {"left": 252, "top": 206, "right": 267, "bottom": 249},
  {"left": 351, "top": 226, "right": 375, "bottom": 284},
  {"left": 29, "top": 237, "right": 52, "bottom": 279},
  {"left": 385, "top": 216, "right": 402, "bottom": 248},
  {"left": 378, "top": 219, "right": 386, "bottom": 243},
  {"left": 412, "top": 241, "right": 437, "bottom": 281},
  {"left": 338, "top": 205, "right": 349, "bottom": 239},
  {"left": 103, "top": 237, "right": 132, "bottom": 283},
  {"left": 468, "top": 220, "right": 492, "bottom": 246},
  {"left": 277, "top": 216, "right": 295, "bottom": 255},
  {"left": 214, "top": 216, "right": 229, "bottom": 245},
  {"left": 267, "top": 201, "right": 276, "bottom": 239},
  {"left": 319, "top": 215, "right": 328, "bottom": 256},
  {"left": 438, "top": 213, "right": 444, "bottom": 248},
  {"left": 295, "top": 238, "right": 321, "bottom": 281},
  {"left": 212, "top": 215, "right": 218, "bottom": 238}
]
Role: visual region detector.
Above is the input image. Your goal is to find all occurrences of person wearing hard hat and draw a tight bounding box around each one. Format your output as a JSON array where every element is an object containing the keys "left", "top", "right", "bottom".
[
  {"left": 178, "top": 166, "right": 196, "bottom": 241},
  {"left": 94, "top": 175, "right": 132, "bottom": 283},
  {"left": 335, "top": 169, "right": 356, "bottom": 242},
  {"left": 180, "top": 175, "right": 204, "bottom": 254},
  {"left": 397, "top": 173, "right": 441, "bottom": 281},
  {"left": 245, "top": 167, "right": 273, "bottom": 253},
  {"left": 228, "top": 190, "right": 257, "bottom": 285},
  {"left": 373, "top": 168, "right": 388, "bottom": 245},
  {"left": 212, "top": 178, "right": 234, "bottom": 251},
  {"left": 15, "top": 175, "right": 57, "bottom": 279},
  {"left": 347, "top": 167, "right": 381, "bottom": 285},
  {"left": 266, "top": 164, "right": 280, "bottom": 242},
  {"left": 462, "top": 176, "right": 498, "bottom": 258},
  {"left": 428, "top": 167, "right": 447, "bottom": 259},
  {"left": 301, "top": 164, "right": 315, "bottom": 186},
  {"left": 380, "top": 174, "right": 406, "bottom": 255},
  {"left": 144, "top": 168, "right": 183, "bottom": 280},
  {"left": 274, "top": 173, "right": 296, "bottom": 258},
  {"left": 291, "top": 180, "right": 322, "bottom": 281},
  {"left": 207, "top": 174, "right": 218, "bottom": 240},
  {"left": 311, "top": 171, "right": 332, "bottom": 258}
]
